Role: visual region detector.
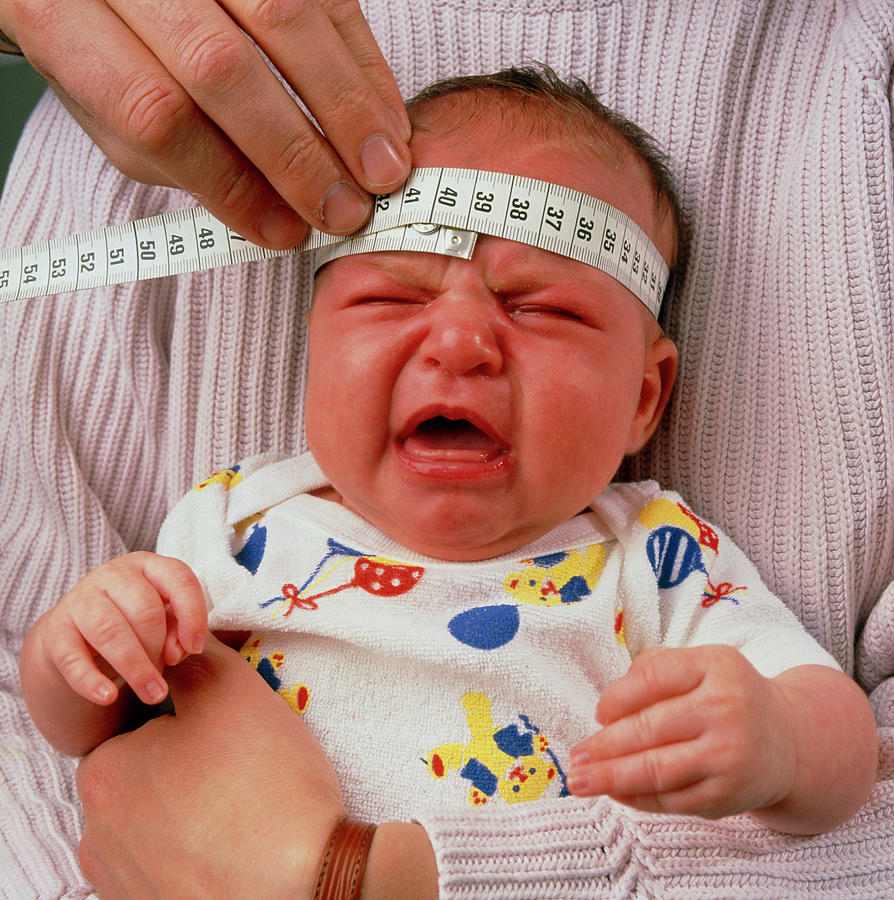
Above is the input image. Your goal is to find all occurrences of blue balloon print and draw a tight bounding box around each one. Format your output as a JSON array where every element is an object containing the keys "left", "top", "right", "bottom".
[
  {"left": 234, "top": 523, "right": 267, "bottom": 574},
  {"left": 646, "top": 526, "right": 705, "bottom": 588},
  {"left": 448, "top": 604, "right": 520, "bottom": 650}
]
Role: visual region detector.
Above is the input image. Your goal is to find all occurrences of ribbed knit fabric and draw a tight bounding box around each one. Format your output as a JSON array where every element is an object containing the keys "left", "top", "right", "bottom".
[{"left": 0, "top": 0, "right": 892, "bottom": 897}]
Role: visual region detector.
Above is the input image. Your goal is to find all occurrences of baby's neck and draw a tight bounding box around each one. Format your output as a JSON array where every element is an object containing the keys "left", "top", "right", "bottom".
[{"left": 310, "top": 485, "right": 343, "bottom": 504}]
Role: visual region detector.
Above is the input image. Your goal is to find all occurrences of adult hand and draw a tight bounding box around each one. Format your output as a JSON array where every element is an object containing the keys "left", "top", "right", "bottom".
[
  {"left": 76, "top": 633, "right": 347, "bottom": 898},
  {"left": 0, "top": 0, "right": 412, "bottom": 247}
]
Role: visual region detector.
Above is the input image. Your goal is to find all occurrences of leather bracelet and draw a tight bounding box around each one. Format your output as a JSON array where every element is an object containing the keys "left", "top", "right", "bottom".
[
  {"left": 313, "top": 816, "right": 377, "bottom": 900},
  {"left": 0, "top": 26, "right": 23, "bottom": 56}
]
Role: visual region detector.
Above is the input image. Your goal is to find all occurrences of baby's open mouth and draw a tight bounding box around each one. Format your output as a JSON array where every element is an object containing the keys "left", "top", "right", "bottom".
[{"left": 402, "top": 416, "right": 505, "bottom": 463}]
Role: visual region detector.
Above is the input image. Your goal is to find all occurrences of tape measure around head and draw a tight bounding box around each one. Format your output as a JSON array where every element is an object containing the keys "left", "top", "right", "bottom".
[{"left": 0, "top": 167, "right": 668, "bottom": 317}]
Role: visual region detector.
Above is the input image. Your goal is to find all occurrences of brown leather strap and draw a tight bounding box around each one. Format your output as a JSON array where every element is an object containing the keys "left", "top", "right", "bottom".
[{"left": 313, "top": 816, "right": 377, "bottom": 900}]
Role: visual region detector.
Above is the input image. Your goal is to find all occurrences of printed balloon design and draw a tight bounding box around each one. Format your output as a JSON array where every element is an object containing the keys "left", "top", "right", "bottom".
[
  {"left": 646, "top": 526, "right": 706, "bottom": 588},
  {"left": 261, "top": 538, "right": 424, "bottom": 616},
  {"left": 448, "top": 605, "right": 521, "bottom": 651}
]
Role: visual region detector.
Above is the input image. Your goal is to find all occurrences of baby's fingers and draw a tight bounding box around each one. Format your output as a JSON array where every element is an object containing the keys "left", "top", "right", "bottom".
[
  {"left": 567, "top": 739, "right": 708, "bottom": 803},
  {"left": 42, "top": 624, "right": 121, "bottom": 707},
  {"left": 138, "top": 554, "right": 208, "bottom": 664},
  {"left": 45, "top": 603, "right": 168, "bottom": 706},
  {"left": 583, "top": 685, "right": 710, "bottom": 760},
  {"left": 596, "top": 647, "right": 710, "bottom": 725}
]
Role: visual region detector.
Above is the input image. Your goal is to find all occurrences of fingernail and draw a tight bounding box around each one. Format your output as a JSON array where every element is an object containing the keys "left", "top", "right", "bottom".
[
  {"left": 145, "top": 679, "right": 167, "bottom": 704},
  {"left": 192, "top": 634, "right": 205, "bottom": 654},
  {"left": 360, "top": 134, "right": 408, "bottom": 189},
  {"left": 569, "top": 747, "right": 590, "bottom": 765},
  {"left": 259, "top": 203, "right": 305, "bottom": 248},
  {"left": 95, "top": 683, "right": 115, "bottom": 704},
  {"left": 321, "top": 182, "right": 371, "bottom": 233},
  {"left": 566, "top": 770, "right": 590, "bottom": 793}
]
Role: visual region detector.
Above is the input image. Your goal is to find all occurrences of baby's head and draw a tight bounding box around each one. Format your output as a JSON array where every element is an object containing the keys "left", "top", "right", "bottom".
[
  {"left": 306, "top": 65, "right": 680, "bottom": 560},
  {"left": 404, "top": 66, "right": 680, "bottom": 274}
]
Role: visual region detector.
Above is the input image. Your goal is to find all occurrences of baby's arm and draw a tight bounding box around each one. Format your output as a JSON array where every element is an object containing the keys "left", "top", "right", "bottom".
[
  {"left": 20, "top": 552, "right": 207, "bottom": 757},
  {"left": 567, "top": 645, "right": 878, "bottom": 834}
]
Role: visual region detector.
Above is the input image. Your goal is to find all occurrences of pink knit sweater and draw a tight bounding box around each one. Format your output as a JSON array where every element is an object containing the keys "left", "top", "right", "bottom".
[{"left": 1, "top": 1, "right": 892, "bottom": 896}]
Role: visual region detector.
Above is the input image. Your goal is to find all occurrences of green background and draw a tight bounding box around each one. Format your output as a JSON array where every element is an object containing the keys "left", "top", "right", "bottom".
[{"left": 0, "top": 58, "right": 47, "bottom": 192}]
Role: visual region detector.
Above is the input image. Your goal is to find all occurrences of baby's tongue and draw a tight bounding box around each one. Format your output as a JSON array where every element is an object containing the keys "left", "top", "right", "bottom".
[{"left": 403, "top": 417, "right": 502, "bottom": 462}]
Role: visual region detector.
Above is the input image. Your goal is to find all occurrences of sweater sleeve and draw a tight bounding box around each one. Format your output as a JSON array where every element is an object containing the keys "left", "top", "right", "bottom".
[{"left": 415, "top": 787, "right": 894, "bottom": 899}]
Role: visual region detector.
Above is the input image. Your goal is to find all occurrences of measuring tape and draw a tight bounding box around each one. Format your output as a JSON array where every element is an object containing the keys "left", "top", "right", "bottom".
[{"left": 0, "top": 167, "right": 668, "bottom": 317}]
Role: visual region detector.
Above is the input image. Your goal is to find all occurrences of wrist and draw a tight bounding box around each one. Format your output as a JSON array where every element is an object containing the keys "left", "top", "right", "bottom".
[{"left": 360, "top": 822, "right": 438, "bottom": 900}]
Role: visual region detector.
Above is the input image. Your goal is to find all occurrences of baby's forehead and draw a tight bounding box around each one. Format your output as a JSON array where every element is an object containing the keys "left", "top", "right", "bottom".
[
  {"left": 409, "top": 89, "right": 632, "bottom": 166},
  {"left": 322, "top": 237, "right": 576, "bottom": 283},
  {"left": 407, "top": 91, "right": 678, "bottom": 264}
]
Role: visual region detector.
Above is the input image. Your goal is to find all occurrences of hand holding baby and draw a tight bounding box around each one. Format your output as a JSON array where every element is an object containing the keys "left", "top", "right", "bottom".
[{"left": 75, "top": 633, "right": 349, "bottom": 898}]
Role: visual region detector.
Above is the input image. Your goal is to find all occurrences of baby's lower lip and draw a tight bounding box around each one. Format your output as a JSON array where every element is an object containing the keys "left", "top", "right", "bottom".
[
  {"left": 401, "top": 436, "right": 503, "bottom": 464},
  {"left": 395, "top": 441, "right": 510, "bottom": 479}
]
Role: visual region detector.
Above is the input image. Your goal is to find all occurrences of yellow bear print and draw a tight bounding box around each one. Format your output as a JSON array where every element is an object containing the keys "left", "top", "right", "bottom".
[
  {"left": 194, "top": 464, "right": 243, "bottom": 492},
  {"left": 425, "top": 692, "right": 567, "bottom": 806},
  {"left": 504, "top": 544, "right": 606, "bottom": 607},
  {"left": 241, "top": 636, "right": 309, "bottom": 715}
]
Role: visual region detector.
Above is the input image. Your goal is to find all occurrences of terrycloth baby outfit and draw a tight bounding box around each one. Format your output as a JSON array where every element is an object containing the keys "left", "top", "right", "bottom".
[{"left": 157, "top": 452, "right": 838, "bottom": 821}]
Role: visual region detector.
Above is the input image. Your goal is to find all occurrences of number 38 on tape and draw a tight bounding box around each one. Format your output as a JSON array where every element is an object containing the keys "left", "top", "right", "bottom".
[{"left": 0, "top": 167, "right": 669, "bottom": 318}]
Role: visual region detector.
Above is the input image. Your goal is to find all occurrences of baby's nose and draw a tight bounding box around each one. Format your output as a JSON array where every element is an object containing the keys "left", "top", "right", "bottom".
[{"left": 418, "top": 295, "right": 503, "bottom": 377}]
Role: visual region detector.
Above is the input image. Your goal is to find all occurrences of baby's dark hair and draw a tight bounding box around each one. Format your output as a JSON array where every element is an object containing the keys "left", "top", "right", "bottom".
[{"left": 407, "top": 63, "right": 681, "bottom": 269}]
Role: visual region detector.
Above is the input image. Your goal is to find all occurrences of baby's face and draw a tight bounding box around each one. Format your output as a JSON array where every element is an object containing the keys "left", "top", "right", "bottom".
[{"left": 305, "top": 101, "right": 676, "bottom": 560}]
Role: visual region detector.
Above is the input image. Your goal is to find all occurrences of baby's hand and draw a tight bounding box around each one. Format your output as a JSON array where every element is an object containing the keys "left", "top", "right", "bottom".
[
  {"left": 567, "top": 645, "right": 797, "bottom": 820},
  {"left": 35, "top": 552, "right": 207, "bottom": 707}
]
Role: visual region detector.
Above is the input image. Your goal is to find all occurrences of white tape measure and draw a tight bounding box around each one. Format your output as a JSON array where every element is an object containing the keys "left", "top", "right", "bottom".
[{"left": 0, "top": 167, "right": 668, "bottom": 317}]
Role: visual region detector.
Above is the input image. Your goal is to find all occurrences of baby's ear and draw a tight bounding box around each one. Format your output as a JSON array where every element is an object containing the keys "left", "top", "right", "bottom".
[{"left": 624, "top": 335, "right": 678, "bottom": 455}]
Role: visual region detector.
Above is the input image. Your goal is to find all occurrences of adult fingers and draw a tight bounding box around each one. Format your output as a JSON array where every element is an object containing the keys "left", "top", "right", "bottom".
[
  {"left": 46, "top": 86, "right": 173, "bottom": 187},
  {"left": 322, "top": 0, "right": 411, "bottom": 137},
  {"left": 109, "top": 0, "right": 411, "bottom": 234},
  {"left": 16, "top": 0, "right": 305, "bottom": 247},
  {"left": 226, "top": 0, "right": 412, "bottom": 188}
]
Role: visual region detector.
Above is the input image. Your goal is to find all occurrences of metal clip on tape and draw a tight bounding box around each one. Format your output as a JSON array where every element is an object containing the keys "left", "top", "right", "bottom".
[{"left": 0, "top": 168, "right": 668, "bottom": 317}]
